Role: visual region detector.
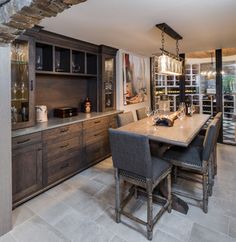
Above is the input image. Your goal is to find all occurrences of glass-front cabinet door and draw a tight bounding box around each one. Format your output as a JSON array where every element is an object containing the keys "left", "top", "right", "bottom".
[
  {"left": 11, "top": 37, "right": 35, "bottom": 130},
  {"left": 104, "top": 57, "right": 115, "bottom": 110},
  {"left": 99, "top": 45, "right": 117, "bottom": 112}
]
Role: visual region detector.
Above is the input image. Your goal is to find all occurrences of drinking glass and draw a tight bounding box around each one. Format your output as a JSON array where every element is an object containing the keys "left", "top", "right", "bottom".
[
  {"left": 152, "top": 109, "right": 160, "bottom": 125},
  {"left": 177, "top": 108, "right": 185, "bottom": 128},
  {"left": 145, "top": 106, "right": 153, "bottom": 117},
  {"left": 190, "top": 105, "right": 196, "bottom": 116}
]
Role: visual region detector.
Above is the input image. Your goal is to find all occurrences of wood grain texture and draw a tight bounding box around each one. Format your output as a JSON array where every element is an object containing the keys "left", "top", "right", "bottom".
[
  {"left": 118, "top": 114, "right": 210, "bottom": 147},
  {"left": 36, "top": 75, "right": 88, "bottom": 117}
]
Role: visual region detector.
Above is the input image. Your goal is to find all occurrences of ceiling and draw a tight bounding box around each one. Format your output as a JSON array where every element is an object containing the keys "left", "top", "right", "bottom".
[{"left": 40, "top": 0, "right": 236, "bottom": 56}]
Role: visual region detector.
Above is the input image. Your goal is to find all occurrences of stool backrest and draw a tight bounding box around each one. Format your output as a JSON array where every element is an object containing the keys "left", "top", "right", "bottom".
[
  {"left": 109, "top": 128, "right": 152, "bottom": 178},
  {"left": 215, "top": 112, "right": 222, "bottom": 120},
  {"left": 136, "top": 107, "right": 146, "bottom": 120},
  {"left": 202, "top": 119, "right": 217, "bottom": 161},
  {"left": 117, "top": 112, "right": 134, "bottom": 127}
]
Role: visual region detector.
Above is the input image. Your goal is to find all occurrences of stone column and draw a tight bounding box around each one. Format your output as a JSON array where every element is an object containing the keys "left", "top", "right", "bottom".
[{"left": 0, "top": 44, "right": 12, "bottom": 235}]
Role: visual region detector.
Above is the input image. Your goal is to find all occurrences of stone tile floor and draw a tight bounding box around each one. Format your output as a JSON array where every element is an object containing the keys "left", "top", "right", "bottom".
[{"left": 1, "top": 144, "right": 236, "bottom": 242}]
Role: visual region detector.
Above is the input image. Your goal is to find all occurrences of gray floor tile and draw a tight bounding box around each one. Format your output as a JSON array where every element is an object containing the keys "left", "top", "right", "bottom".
[
  {"left": 72, "top": 197, "right": 109, "bottom": 221},
  {"left": 157, "top": 212, "right": 193, "bottom": 242},
  {"left": 0, "top": 233, "right": 17, "bottom": 242},
  {"left": 96, "top": 207, "right": 152, "bottom": 242},
  {"left": 65, "top": 174, "right": 105, "bottom": 196},
  {"left": 153, "top": 229, "right": 184, "bottom": 242},
  {"left": 69, "top": 220, "right": 114, "bottom": 242},
  {"left": 184, "top": 204, "right": 229, "bottom": 234},
  {"left": 11, "top": 216, "right": 70, "bottom": 242},
  {"left": 229, "top": 217, "right": 236, "bottom": 238},
  {"left": 12, "top": 205, "right": 35, "bottom": 228},
  {"left": 110, "top": 235, "right": 128, "bottom": 242},
  {"left": 189, "top": 223, "right": 235, "bottom": 242},
  {"left": 93, "top": 171, "right": 115, "bottom": 186}
]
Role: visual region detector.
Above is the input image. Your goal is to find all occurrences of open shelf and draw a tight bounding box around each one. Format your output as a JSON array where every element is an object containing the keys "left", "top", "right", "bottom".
[{"left": 36, "top": 43, "right": 53, "bottom": 71}]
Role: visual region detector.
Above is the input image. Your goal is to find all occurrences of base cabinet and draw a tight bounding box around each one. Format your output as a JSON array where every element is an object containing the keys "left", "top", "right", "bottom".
[
  {"left": 12, "top": 113, "right": 119, "bottom": 206},
  {"left": 12, "top": 142, "right": 43, "bottom": 204}
]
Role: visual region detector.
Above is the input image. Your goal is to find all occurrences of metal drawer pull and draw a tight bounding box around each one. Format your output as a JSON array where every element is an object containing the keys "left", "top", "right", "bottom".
[
  {"left": 60, "top": 144, "right": 69, "bottom": 149},
  {"left": 17, "top": 139, "right": 30, "bottom": 144},
  {"left": 94, "top": 120, "right": 101, "bottom": 124},
  {"left": 60, "top": 128, "right": 69, "bottom": 133},
  {"left": 60, "top": 163, "right": 69, "bottom": 169}
]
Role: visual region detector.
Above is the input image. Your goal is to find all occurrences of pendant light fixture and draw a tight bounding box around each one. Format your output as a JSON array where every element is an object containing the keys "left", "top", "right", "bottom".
[{"left": 155, "top": 23, "right": 183, "bottom": 76}]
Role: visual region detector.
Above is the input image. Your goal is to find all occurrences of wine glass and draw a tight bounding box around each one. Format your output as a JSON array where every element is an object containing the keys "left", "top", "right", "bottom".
[
  {"left": 145, "top": 106, "right": 153, "bottom": 117},
  {"left": 190, "top": 105, "right": 196, "bottom": 116},
  {"left": 177, "top": 108, "right": 185, "bottom": 128},
  {"left": 152, "top": 109, "right": 160, "bottom": 125}
]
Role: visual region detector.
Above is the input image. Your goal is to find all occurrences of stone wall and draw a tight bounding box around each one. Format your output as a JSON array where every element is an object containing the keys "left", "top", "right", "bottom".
[{"left": 0, "top": 0, "right": 87, "bottom": 44}]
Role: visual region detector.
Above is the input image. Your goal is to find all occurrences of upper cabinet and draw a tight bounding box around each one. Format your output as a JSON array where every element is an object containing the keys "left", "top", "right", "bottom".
[
  {"left": 99, "top": 45, "right": 118, "bottom": 111},
  {"left": 11, "top": 36, "right": 35, "bottom": 130},
  {"left": 35, "top": 42, "right": 98, "bottom": 77}
]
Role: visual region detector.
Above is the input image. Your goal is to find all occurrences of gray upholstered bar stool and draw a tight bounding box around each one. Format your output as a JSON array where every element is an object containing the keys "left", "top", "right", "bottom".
[
  {"left": 109, "top": 128, "right": 172, "bottom": 240},
  {"left": 117, "top": 111, "right": 134, "bottom": 127},
  {"left": 191, "top": 112, "right": 222, "bottom": 178},
  {"left": 163, "top": 119, "right": 217, "bottom": 213},
  {"left": 136, "top": 107, "right": 147, "bottom": 120}
]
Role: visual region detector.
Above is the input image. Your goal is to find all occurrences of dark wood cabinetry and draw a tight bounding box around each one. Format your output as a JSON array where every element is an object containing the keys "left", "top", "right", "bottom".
[
  {"left": 42, "top": 123, "right": 83, "bottom": 185},
  {"left": 12, "top": 113, "right": 118, "bottom": 207},
  {"left": 83, "top": 116, "right": 110, "bottom": 166},
  {"left": 12, "top": 133, "right": 42, "bottom": 204}
]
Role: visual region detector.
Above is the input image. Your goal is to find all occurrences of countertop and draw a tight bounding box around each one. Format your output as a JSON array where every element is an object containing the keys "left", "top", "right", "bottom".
[{"left": 12, "top": 110, "right": 122, "bottom": 138}]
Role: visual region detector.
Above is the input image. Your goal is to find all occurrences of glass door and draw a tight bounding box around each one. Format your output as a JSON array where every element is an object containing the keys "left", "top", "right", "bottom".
[
  {"left": 11, "top": 38, "right": 35, "bottom": 130},
  {"left": 222, "top": 48, "right": 236, "bottom": 145},
  {"left": 185, "top": 51, "right": 216, "bottom": 117}
]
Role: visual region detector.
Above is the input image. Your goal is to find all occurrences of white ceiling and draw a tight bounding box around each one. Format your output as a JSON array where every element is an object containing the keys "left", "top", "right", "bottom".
[{"left": 40, "top": 0, "right": 236, "bottom": 56}]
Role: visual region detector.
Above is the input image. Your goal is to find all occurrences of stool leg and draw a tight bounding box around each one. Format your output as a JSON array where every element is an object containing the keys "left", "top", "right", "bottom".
[
  {"left": 203, "top": 172, "right": 208, "bottom": 213},
  {"left": 208, "top": 159, "right": 213, "bottom": 196},
  {"left": 115, "top": 168, "right": 121, "bottom": 223},
  {"left": 146, "top": 179, "right": 153, "bottom": 240},
  {"left": 173, "top": 166, "right": 178, "bottom": 183},
  {"left": 214, "top": 145, "right": 217, "bottom": 176},
  {"left": 167, "top": 173, "right": 172, "bottom": 213}
]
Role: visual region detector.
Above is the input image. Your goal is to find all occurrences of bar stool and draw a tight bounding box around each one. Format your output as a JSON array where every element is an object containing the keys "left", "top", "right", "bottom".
[
  {"left": 109, "top": 129, "right": 172, "bottom": 240},
  {"left": 163, "top": 119, "right": 217, "bottom": 213},
  {"left": 117, "top": 112, "right": 134, "bottom": 127},
  {"left": 136, "top": 107, "right": 147, "bottom": 120}
]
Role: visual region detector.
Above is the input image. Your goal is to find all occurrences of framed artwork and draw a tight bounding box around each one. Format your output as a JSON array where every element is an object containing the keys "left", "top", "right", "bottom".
[{"left": 122, "top": 53, "right": 148, "bottom": 105}]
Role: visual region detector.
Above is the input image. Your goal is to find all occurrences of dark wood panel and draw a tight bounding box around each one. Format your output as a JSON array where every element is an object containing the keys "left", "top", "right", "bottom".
[
  {"left": 36, "top": 75, "right": 88, "bottom": 117},
  {"left": 12, "top": 132, "right": 42, "bottom": 149},
  {"left": 83, "top": 116, "right": 108, "bottom": 129},
  {"left": 44, "top": 136, "right": 81, "bottom": 161},
  {"left": 12, "top": 143, "right": 42, "bottom": 203},
  {"left": 47, "top": 155, "right": 81, "bottom": 185},
  {"left": 43, "top": 123, "right": 82, "bottom": 141}
]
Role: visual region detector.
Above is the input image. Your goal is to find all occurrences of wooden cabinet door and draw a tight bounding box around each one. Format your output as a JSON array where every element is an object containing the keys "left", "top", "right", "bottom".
[{"left": 12, "top": 143, "right": 42, "bottom": 203}]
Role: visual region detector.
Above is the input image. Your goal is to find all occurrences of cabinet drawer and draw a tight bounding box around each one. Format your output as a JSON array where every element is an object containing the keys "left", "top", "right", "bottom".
[
  {"left": 85, "top": 139, "right": 110, "bottom": 165},
  {"left": 13, "top": 132, "right": 42, "bottom": 149},
  {"left": 83, "top": 117, "right": 108, "bottom": 130},
  {"left": 47, "top": 155, "right": 81, "bottom": 185},
  {"left": 44, "top": 136, "right": 81, "bottom": 161},
  {"left": 84, "top": 130, "right": 108, "bottom": 145},
  {"left": 43, "top": 123, "right": 82, "bottom": 141}
]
